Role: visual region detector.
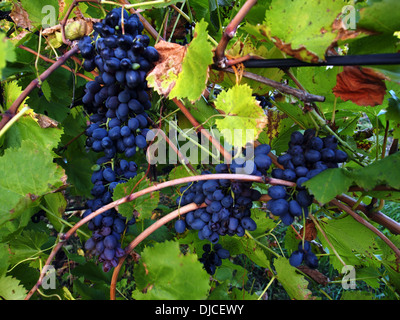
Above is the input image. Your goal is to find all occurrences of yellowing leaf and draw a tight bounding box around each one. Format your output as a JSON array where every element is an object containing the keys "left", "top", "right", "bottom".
[
  {"left": 147, "top": 20, "right": 213, "bottom": 102},
  {"left": 169, "top": 19, "right": 214, "bottom": 102},
  {"left": 214, "top": 84, "right": 268, "bottom": 148},
  {"left": 146, "top": 40, "right": 186, "bottom": 97}
]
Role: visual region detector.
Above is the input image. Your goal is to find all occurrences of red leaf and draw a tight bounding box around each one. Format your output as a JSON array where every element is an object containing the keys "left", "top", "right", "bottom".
[{"left": 332, "top": 66, "right": 387, "bottom": 106}]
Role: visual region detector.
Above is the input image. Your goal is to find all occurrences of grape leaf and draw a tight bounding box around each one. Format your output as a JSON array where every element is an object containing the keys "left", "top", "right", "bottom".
[
  {"left": 349, "top": 152, "right": 400, "bottom": 191},
  {"left": 273, "top": 256, "right": 315, "bottom": 300},
  {"left": 43, "top": 192, "right": 67, "bottom": 232},
  {"left": 214, "top": 84, "right": 268, "bottom": 148},
  {"left": 18, "top": 0, "right": 59, "bottom": 29},
  {"left": 169, "top": 19, "right": 214, "bottom": 102},
  {"left": 8, "top": 229, "right": 49, "bottom": 265},
  {"left": 0, "top": 275, "right": 27, "bottom": 300},
  {"left": 295, "top": 66, "right": 341, "bottom": 108},
  {"left": 112, "top": 173, "right": 160, "bottom": 221},
  {"left": 132, "top": 240, "right": 210, "bottom": 300},
  {"left": 357, "top": 0, "right": 400, "bottom": 34},
  {"left": 304, "top": 168, "right": 353, "bottom": 204},
  {"left": 332, "top": 66, "right": 387, "bottom": 107},
  {"left": 0, "top": 140, "right": 65, "bottom": 226},
  {"left": 2, "top": 111, "right": 63, "bottom": 153},
  {"left": 264, "top": 0, "right": 344, "bottom": 62},
  {"left": 318, "top": 215, "right": 379, "bottom": 272},
  {"left": 0, "top": 32, "right": 16, "bottom": 80}
]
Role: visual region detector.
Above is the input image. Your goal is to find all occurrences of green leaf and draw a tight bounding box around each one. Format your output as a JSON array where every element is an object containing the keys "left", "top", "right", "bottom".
[
  {"left": 8, "top": 229, "right": 49, "bottom": 265},
  {"left": 43, "top": 192, "right": 67, "bottom": 232},
  {"left": 214, "top": 84, "right": 268, "bottom": 148},
  {"left": 264, "top": 0, "right": 345, "bottom": 62},
  {"left": 3, "top": 111, "right": 63, "bottom": 153},
  {"left": 357, "top": 0, "right": 400, "bottom": 34},
  {"left": 0, "top": 32, "right": 16, "bottom": 80},
  {"left": 169, "top": 19, "right": 214, "bottom": 102},
  {"left": 273, "top": 256, "right": 314, "bottom": 300},
  {"left": 132, "top": 240, "right": 210, "bottom": 300},
  {"left": 112, "top": 173, "right": 160, "bottom": 220},
  {"left": 295, "top": 66, "right": 341, "bottom": 108},
  {"left": 2, "top": 80, "right": 24, "bottom": 111},
  {"left": 249, "top": 208, "right": 276, "bottom": 238},
  {"left": 304, "top": 168, "right": 353, "bottom": 204},
  {"left": 386, "top": 90, "right": 400, "bottom": 122},
  {"left": 0, "top": 243, "right": 10, "bottom": 277},
  {"left": 19, "top": 0, "right": 59, "bottom": 28},
  {"left": 318, "top": 215, "right": 379, "bottom": 272},
  {"left": 0, "top": 275, "right": 27, "bottom": 300},
  {"left": 132, "top": 0, "right": 182, "bottom": 10},
  {"left": 349, "top": 152, "right": 400, "bottom": 190},
  {"left": 0, "top": 140, "right": 65, "bottom": 226},
  {"left": 273, "top": 101, "right": 315, "bottom": 130}
]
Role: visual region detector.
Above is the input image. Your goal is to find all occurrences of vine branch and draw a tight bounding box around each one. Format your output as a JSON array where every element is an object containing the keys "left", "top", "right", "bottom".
[
  {"left": 0, "top": 46, "right": 79, "bottom": 131},
  {"left": 214, "top": 0, "right": 258, "bottom": 68}
]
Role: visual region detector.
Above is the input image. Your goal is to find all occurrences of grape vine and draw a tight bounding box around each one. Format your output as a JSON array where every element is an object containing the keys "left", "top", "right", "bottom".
[{"left": 1, "top": 0, "right": 400, "bottom": 303}]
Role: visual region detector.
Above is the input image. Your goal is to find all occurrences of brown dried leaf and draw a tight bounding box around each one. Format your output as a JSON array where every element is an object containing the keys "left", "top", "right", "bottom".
[
  {"left": 10, "top": 2, "right": 32, "bottom": 31},
  {"left": 146, "top": 40, "right": 187, "bottom": 97},
  {"left": 331, "top": 18, "right": 377, "bottom": 43},
  {"left": 332, "top": 66, "right": 387, "bottom": 106},
  {"left": 298, "top": 219, "right": 317, "bottom": 241},
  {"left": 272, "top": 37, "right": 320, "bottom": 64}
]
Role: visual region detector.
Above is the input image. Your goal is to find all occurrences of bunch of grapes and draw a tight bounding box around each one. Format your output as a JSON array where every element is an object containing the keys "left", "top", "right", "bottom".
[
  {"left": 267, "top": 129, "right": 348, "bottom": 225},
  {"left": 77, "top": 8, "right": 159, "bottom": 271},
  {"left": 174, "top": 144, "right": 273, "bottom": 245},
  {"left": 254, "top": 94, "right": 274, "bottom": 109},
  {"left": 82, "top": 159, "right": 137, "bottom": 272},
  {"left": 289, "top": 240, "right": 318, "bottom": 269},
  {"left": 199, "top": 244, "right": 230, "bottom": 275},
  {"left": 79, "top": 7, "right": 159, "bottom": 161}
]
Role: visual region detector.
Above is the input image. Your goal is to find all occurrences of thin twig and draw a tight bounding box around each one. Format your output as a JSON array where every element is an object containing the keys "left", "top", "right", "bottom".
[
  {"left": 0, "top": 46, "right": 79, "bottom": 131},
  {"left": 336, "top": 194, "right": 400, "bottom": 235},
  {"left": 223, "top": 68, "right": 326, "bottom": 103},
  {"left": 214, "top": 0, "right": 258, "bottom": 68},
  {"left": 18, "top": 44, "right": 93, "bottom": 81}
]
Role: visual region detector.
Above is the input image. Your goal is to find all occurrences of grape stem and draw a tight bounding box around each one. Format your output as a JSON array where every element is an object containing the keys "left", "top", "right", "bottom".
[{"left": 223, "top": 68, "right": 326, "bottom": 103}]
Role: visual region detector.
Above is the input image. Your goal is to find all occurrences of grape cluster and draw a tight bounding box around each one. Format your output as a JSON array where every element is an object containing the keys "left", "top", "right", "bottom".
[
  {"left": 254, "top": 94, "right": 273, "bottom": 109},
  {"left": 82, "top": 159, "right": 137, "bottom": 272},
  {"left": 77, "top": 8, "right": 159, "bottom": 272},
  {"left": 79, "top": 7, "right": 159, "bottom": 160},
  {"left": 199, "top": 244, "right": 230, "bottom": 275},
  {"left": 174, "top": 144, "right": 273, "bottom": 245},
  {"left": 289, "top": 240, "right": 318, "bottom": 269},
  {"left": 267, "top": 129, "right": 348, "bottom": 225}
]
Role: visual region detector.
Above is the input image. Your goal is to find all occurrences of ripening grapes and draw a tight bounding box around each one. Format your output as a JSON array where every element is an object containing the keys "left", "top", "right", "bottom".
[
  {"left": 83, "top": 158, "right": 137, "bottom": 272},
  {"left": 174, "top": 143, "right": 272, "bottom": 247},
  {"left": 289, "top": 240, "right": 319, "bottom": 269},
  {"left": 199, "top": 244, "right": 230, "bottom": 275},
  {"left": 78, "top": 8, "right": 160, "bottom": 272},
  {"left": 79, "top": 7, "right": 159, "bottom": 162},
  {"left": 268, "top": 129, "right": 348, "bottom": 226}
]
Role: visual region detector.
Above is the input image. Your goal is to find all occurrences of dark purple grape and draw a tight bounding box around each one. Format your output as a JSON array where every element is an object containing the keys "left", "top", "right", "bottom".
[
  {"left": 289, "top": 250, "right": 304, "bottom": 267},
  {"left": 175, "top": 219, "right": 186, "bottom": 233}
]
